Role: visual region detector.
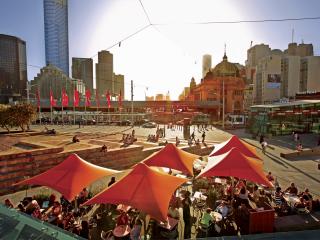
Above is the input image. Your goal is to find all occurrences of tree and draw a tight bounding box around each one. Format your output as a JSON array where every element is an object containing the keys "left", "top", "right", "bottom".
[
  {"left": 0, "top": 104, "right": 12, "bottom": 132},
  {"left": 10, "top": 104, "right": 36, "bottom": 131},
  {"left": 0, "top": 104, "right": 36, "bottom": 132}
]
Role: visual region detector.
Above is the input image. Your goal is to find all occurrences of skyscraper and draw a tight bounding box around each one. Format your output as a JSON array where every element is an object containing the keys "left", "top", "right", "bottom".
[
  {"left": 96, "top": 51, "right": 113, "bottom": 96},
  {"left": 202, "top": 54, "right": 212, "bottom": 78},
  {"left": 72, "top": 58, "right": 93, "bottom": 93},
  {"left": 0, "top": 34, "right": 27, "bottom": 104},
  {"left": 44, "top": 0, "right": 69, "bottom": 75}
]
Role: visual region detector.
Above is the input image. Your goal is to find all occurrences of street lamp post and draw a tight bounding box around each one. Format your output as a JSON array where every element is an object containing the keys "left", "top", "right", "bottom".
[{"left": 222, "top": 79, "right": 225, "bottom": 129}]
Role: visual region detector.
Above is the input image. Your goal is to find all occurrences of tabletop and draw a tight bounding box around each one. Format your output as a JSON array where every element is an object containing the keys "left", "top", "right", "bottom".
[
  {"left": 158, "top": 217, "right": 179, "bottom": 230},
  {"left": 113, "top": 225, "right": 131, "bottom": 237}
]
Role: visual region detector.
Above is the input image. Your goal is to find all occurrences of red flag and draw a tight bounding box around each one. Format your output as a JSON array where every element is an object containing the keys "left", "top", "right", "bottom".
[
  {"left": 73, "top": 88, "right": 79, "bottom": 107},
  {"left": 95, "top": 89, "right": 100, "bottom": 107},
  {"left": 50, "top": 89, "right": 56, "bottom": 107},
  {"left": 62, "top": 89, "right": 69, "bottom": 107},
  {"left": 118, "top": 90, "right": 122, "bottom": 108},
  {"left": 106, "top": 90, "right": 111, "bottom": 108},
  {"left": 36, "top": 87, "right": 40, "bottom": 109},
  {"left": 85, "top": 89, "right": 91, "bottom": 107}
]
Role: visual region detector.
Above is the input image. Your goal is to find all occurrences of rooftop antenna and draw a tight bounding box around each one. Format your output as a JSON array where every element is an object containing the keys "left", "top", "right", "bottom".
[
  {"left": 291, "top": 28, "right": 294, "bottom": 43},
  {"left": 224, "top": 43, "right": 226, "bottom": 55}
]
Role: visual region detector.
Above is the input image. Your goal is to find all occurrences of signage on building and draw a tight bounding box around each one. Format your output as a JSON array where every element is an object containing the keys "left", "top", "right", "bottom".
[{"left": 267, "top": 74, "right": 281, "bottom": 89}]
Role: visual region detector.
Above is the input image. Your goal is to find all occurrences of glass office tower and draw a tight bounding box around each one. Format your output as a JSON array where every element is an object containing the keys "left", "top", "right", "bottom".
[{"left": 44, "top": 0, "right": 69, "bottom": 75}]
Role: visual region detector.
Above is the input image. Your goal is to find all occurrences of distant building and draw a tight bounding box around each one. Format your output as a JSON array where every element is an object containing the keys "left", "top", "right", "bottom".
[
  {"left": 178, "top": 87, "right": 190, "bottom": 101},
  {"left": 255, "top": 51, "right": 282, "bottom": 104},
  {"left": 44, "top": 0, "right": 69, "bottom": 75},
  {"left": 113, "top": 73, "right": 124, "bottom": 98},
  {"left": 186, "top": 53, "right": 246, "bottom": 118},
  {"left": 300, "top": 56, "right": 320, "bottom": 92},
  {"left": 284, "top": 42, "right": 313, "bottom": 57},
  {"left": 281, "top": 56, "right": 300, "bottom": 98},
  {"left": 202, "top": 54, "right": 212, "bottom": 78},
  {"left": 145, "top": 96, "right": 154, "bottom": 101},
  {"left": 72, "top": 58, "right": 93, "bottom": 93},
  {"left": 0, "top": 34, "right": 27, "bottom": 104},
  {"left": 155, "top": 94, "right": 165, "bottom": 101},
  {"left": 96, "top": 51, "right": 113, "bottom": 97},
  {"left": 31, "top": 64, "right": 85, "bottom": 101},
  {"left": 244, "top": 84, "right": 253, "bottom": 112}
]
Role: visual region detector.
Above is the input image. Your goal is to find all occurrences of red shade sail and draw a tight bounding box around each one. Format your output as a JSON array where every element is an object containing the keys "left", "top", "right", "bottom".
[
  {"left": 14, "top": 153, "right": 119, "bottom": 201},
  {"left": 210, "top": 135, "right": 260, "bottom": 159},
  {"left": 83, "top": 163, "right": 187, "bottom": 222},
  {"left": 198, "top": 147, "right": 272, "bottom": 187},
  {"left": 142, "top": 143, "right": 199, "bottom": 176}
]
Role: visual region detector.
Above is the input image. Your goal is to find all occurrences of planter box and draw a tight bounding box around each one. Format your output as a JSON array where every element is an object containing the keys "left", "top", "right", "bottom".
[{"left": 249, "top": 203, "right": 275, "bottom": 234}]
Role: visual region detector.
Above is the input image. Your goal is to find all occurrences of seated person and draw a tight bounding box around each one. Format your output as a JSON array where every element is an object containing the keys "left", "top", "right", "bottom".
[
  {"left": 273, "top": 187, "right": 285, "bottom": 206},
  {"left": 45, "top": 201, "right": 62, "bottom": 223},
  {"left": 78, "top": 188, "right": 89, "bottom": 204},
  {"left": 72, "top": 135, "right": 80, "bottom": 143},
  {"left": 130, "top": 218, "right": 142, "bottom": 240},
  {"left": 200, "top": 208, "right": 213, "bottom": 228},
  {"left": 100, "top": 144, "right": 107, "bottom": 152},
  {"left": 4, "top": 199, "right": 14, "bottom": 208},
  {"left": 215, "top": 201, "right": 229, "bottom": 218},
  {"left": 285, "top": 183, "right": 298, "bottom": 195},
  {"left": 238, "top": 187, "right": 249, "bottom": 200},
  {"left": 116, "top": 210, "right": 130, "bottom": 226},
  {"left": 251, "top": 185, "right": 261, "bottom": 203},
  {"left": 296, "top": 143, "right": 303, "bottom": 152},
  {"left": 299, "top": 188, "right": 313, "bottom": 210},
  {"left": 266, "top": 172, "right": 275, "bottom": 182},
  {"left": 236, "top": 203, "right": 250, "bottom": 235}
]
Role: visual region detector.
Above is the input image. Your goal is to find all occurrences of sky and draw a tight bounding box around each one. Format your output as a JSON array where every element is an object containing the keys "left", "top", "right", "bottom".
[{"left": 1, "top": 0, "right": 320, "bottom": 100}]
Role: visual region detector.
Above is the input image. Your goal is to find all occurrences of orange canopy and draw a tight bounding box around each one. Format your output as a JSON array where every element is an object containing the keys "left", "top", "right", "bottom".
[
  {"left": 83, "top": 162, "right": 187, "bottom": 222},
  {"left": 198, "top": 147, "right": 272, "bottom": 187},
  {"left": 209, "top": 135, "right": 260, "bottom": 159},
  {"left": 14, "top": 153, "right": 119, "bottom": 201},
  {"left": 142, "top": 143, "right": 199, "bottom": 176}
]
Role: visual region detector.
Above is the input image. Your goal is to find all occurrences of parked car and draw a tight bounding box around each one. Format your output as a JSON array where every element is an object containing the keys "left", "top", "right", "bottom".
[
  {"left": 134, "top": 119, "right": 149, "bottom": 126},
  {"left": 120, "top": 120, "right": 132, "bottom": 126},
  {"left": 142, "top": 122, "right": 157, "bottom": 128}
]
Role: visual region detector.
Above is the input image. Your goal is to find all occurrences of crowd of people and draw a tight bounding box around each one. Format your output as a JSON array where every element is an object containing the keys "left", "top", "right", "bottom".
[{"left": 120, "top": 130, "right": 137, "bottom": 147}]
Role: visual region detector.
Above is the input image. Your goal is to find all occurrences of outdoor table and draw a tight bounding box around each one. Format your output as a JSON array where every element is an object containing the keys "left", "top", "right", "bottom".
[
  {"left": 113, "top": 225, "right": 131, "bottom": 238},
  {"left": 193, "top": 191, "right": 207, "bottom": 201},
  {"left": 117, "top": 204, "right": 131, "bottom": 212},
  {"left": 283, "top": 193, "right": 301, "bottom": 207},
  {"left": 211, "top": 211, "right": 223, "bottom": 222},
  {"left": 158, "top": 217, "right": 179, "bottom": 230}
]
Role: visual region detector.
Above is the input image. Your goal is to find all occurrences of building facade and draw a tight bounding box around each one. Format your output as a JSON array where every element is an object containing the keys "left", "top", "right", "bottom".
[
  {"left": 72, "top": 58, "right": 93, "bottom": 93},
  {"left": 280, "top": 56, "right": 300, "bottom": 98},
  {"left": 96, "top": 51, "right": 113, "bottom": 97},
  {"left": 31, "top": 64, "right": 85, "bottom": 102},
  {"left": 300, "top": 56, "right": 320, "bottom": 92},
  {"left": 113, "top": 73, "right": 124, "bottom": 98},
  {"left": 255, "top": 51, "right": 282, "bottom": 104},
  {"left": 0, "top": 34, "right": 27, "bottom": 104},
  {"left": 44, "top": 0, "right": 69, "bottom": 75},
  {"left": 186, "top": 54, "right": 245, "bottom": 119}
]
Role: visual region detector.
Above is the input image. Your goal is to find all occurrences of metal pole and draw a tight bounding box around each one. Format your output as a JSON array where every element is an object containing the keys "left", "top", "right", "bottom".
[
  {"left": 26, "top": 82, "right": 30, "bottom": 104},
  {"left": 222, "top": 79, "right": 225, "bottom": 129},
  {"left": 131, "top": 80, "right": 134, "bottom": 124}
]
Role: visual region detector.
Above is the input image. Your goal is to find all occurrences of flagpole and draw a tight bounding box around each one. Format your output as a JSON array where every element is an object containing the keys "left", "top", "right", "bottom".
[{"left": 73, "top": 86, "right": 76, "bottom": 125}]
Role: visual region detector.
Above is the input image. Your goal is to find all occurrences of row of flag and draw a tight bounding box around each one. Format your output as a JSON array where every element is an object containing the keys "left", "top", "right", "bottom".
[{"left": 36, "top": 88, "right": 122, "bottom": 108}]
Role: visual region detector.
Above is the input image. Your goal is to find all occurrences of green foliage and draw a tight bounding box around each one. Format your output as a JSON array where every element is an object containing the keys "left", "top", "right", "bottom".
[
  {"left": 206, "top": 188, "right": 218, "bottom": 208},
  {"left": 0, "top": 104, "right": 36, "bottom": 132},
  {"left": 192, "top": 178, "right": 209, "bottom": 192}
]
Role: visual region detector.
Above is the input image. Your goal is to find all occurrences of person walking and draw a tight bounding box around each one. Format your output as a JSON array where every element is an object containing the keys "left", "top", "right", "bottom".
[
  {"left": 261, "top": 140, "right": 267, "bottom": 154},
  {"left": 202, "top": 131, "right": 206, "bottom": 143},
  {"left": 191, "top": 131, "right": 195, "bottom": 142}
]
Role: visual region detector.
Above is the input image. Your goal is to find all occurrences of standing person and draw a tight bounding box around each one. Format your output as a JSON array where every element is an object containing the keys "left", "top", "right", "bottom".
[
  {"left": 108, "top": 177, "right": 116, "bottom": 187},
  {"left": 259, "top": 135, "right": 265, "bottom": 144},
  {"left": 202, "top": 131, "right": 206, "bottom": 143},
  {"left": 191, "top": 131, "right": 195, "bottom": 142},
  {"left": 182, "top": 191, "right": 191, "bottom": 239},
  {"left": 261, "top": 140, "right": 267, "bottom": 154}
]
